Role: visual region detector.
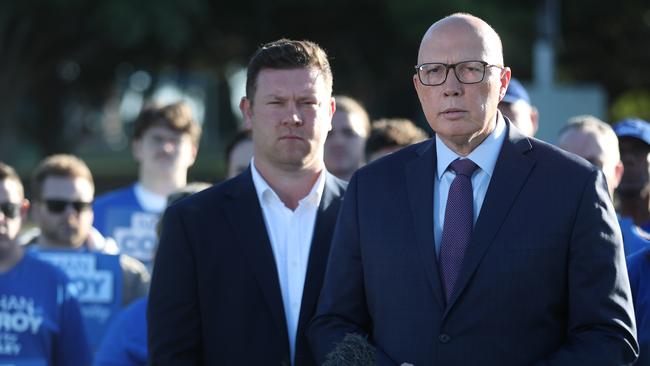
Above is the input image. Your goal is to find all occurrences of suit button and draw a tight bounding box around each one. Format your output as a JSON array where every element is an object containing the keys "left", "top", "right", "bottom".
[{"left": 438, "top": 334, "right": 451, "bottom": 343}]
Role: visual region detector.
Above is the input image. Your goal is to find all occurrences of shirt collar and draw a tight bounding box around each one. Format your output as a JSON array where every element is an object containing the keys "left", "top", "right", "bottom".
[
  {"left": 251, "top": 158, "right": 325, "bottom": 209},
  {"left": 436, "top": 113, "right": 507, "bottom": 179}
]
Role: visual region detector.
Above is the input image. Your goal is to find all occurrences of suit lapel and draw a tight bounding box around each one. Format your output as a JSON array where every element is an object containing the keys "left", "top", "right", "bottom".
[
  {"left": 296, "top": 173, "right": 344, "bottom": 341},
  {"left": 223, "top": 169, "right": 289, "bottom": 349},
  {"left": 445, "top": 124, "right": 535, "bottom": 313},
  {"left": 405, "top": 140, "right": 445, "bottom": 308}
]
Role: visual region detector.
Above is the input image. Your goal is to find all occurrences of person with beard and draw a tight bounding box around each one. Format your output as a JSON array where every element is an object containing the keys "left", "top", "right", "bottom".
[
  {"left": 324, "top": 95, "right": 371, "bottom": 181},
  {"left": 0, "top": 161, "right": 90, "bottom": 365},
  {"left": 93, "top": 101, "right": 201, "bottom": 269},
  {"left": 27, "top": 154, "right": 150, "bottom": 350}
]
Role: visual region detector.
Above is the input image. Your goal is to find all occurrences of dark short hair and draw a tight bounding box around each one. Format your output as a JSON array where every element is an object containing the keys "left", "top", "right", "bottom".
[
  {"left": 0, "top": 162, "right": 24, "bottom": 197},
  {"left": 245, "top": 39, "right": 333, "bottom": 102},
  {"left": 365, "top": 118, "right": 429, "bottom": 158},
  {"left": 132, "top": 101, "right": 202, "bottom": 145},
  {"left": 31, "top": 154, "right": 94, "bottom": 201}
]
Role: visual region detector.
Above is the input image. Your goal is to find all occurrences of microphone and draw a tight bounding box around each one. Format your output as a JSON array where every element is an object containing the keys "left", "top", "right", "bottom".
[{"left": 323, "top": 333, "right": 375, "bottom": 366}]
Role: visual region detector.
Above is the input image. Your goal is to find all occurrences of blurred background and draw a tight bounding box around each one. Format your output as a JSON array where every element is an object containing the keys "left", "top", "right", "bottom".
[{"left": 1, "top": 0, "right": 649, "bottom": 192}]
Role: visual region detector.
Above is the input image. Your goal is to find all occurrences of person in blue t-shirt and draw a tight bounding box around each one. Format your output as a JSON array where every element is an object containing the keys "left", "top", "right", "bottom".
[
  {"left": 94, "top": 182, "right": 210, "bottom": 366},
  {"left": 0, "top": 161, "right": 91, "bottom": 366},
  {"left": 27, "top": 154, "right": 150, "bottom": 352},
  {"left": 93, "top": 102, "right": 202, "bottom": 269}
]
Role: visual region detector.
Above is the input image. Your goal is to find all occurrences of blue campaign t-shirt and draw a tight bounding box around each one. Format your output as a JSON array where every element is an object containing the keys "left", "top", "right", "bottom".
[
  {"left": 619, "top": 216, "right": 650, "bottom": 257},
  {"left": 93, "top": 185, "right": 160, "bottom": 268},
  {"left": 0, "top": 253, "right": 91, "bottom": 366},
  {"left": 94, "top": 297, "right": 147, "bottom": 366},
  {"left": 30, "top": 249, "right": 124, "bottom": 353}
]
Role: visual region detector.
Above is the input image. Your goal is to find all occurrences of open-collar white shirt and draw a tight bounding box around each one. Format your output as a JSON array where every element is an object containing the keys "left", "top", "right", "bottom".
[
  {"left": 433, "top": 114, "right": 507, "bottom": 256},
  {"left": 251, "top": 159, "right": 325, "bottom": 364}
]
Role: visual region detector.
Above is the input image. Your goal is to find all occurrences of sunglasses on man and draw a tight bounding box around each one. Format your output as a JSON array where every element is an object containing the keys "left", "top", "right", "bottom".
[
  {"left": 42, "top": 199, "right": 92, "bottom": 214},
  {"left": 0, "top": 202, "right": 21, "bottom": 219}
]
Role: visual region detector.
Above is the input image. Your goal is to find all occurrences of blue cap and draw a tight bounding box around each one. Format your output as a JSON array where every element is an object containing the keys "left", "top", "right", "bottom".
[
  {"left": 614, "top": 118, "right": 650, "bottom": 145},
  {"left": 502, "top": 78, "right": 530, "bottom": 105}
]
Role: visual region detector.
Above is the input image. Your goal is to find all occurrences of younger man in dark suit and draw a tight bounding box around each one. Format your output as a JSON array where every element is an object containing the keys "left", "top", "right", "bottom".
[{"left": 148, "top": 39, "right": 345, "bottom": 365}]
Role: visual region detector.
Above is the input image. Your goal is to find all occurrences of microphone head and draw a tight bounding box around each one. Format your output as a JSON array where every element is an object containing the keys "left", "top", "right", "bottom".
[{"left": 323, "top": 333, "right": 376, "bottom": 366}]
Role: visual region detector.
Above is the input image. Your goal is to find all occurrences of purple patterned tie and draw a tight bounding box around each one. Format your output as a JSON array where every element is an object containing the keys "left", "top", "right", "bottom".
[{"left": 439, "top": 158, "right": 478, "bottom": 303}]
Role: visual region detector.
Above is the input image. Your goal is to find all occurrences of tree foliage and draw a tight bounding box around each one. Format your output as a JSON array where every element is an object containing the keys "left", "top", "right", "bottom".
[{"left": 0, "top": 0, "right": 647, "bottom": 173}]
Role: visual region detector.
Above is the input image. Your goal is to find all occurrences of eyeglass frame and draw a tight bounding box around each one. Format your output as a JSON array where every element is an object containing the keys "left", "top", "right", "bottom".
[
  {"left": 0, "top": 202, "right": 21, "bottom": 219},
  {"left": 41, "top": 199, "right": 93, "bottom": 214},
  {"left": 414, "top": 60, "right": 505, "bottom": 86}
]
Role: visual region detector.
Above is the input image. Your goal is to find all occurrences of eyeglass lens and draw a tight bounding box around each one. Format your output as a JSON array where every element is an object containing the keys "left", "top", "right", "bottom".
[
  {"left": 418, "top": 61, "right": 487, "bottom": 86},
  {"left": 0, "top": 202, "right": 20, "bottom": 219}
]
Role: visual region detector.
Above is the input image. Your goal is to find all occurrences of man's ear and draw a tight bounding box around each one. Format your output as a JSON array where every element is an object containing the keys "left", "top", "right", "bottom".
[
  {"left": 613, "top": 160, "right": 624, "bottom": 189},
  {"left": 20, "top": 199, "right": 30, "bottom": 218},
  {"left": 240, "top": 97, "right": 253, "bottom": 129},
  {"left": 498, "top": 67, "right": 512, "bottom": 101}
]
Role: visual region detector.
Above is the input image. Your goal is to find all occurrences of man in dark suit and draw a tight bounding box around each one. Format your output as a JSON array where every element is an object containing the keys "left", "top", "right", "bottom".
[
  {"left": 148, "top": 39, "right": 345, "bottom": 365},
  {"left": 308, "top": 13, "right": 638, "bottom": 365}
]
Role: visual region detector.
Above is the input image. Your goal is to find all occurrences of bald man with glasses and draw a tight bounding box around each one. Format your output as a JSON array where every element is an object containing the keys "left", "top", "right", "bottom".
[{"left": 309, "top": 13, "right": 637, "bottom": 365}]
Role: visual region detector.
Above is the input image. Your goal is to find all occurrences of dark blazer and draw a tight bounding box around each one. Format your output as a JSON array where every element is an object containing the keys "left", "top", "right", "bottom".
[
  {"left": 308, "top": 122, "right": 638, "bottom": 365},
  {"left": 148, "top": 168, "right": 346, "bottom": 365}
]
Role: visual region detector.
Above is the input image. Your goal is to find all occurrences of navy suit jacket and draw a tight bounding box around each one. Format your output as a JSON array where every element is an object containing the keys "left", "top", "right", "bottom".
[
  {"left": 309, "top": 123, "right": 638, "bottom": 365},
  {"left": 148, "top": 168, "right": 346, "bottom": 365}
]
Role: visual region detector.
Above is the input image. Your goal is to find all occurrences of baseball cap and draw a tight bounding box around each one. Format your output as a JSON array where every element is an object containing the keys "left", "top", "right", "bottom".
[
  {"left": 613, "top": 118, "right": 650, "bottom": 146},
  {"left": 501, "top": 78, "right": 530, "bottom": 105}
]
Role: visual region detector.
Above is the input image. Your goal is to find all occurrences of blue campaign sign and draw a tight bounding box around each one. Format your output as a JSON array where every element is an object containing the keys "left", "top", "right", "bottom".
[
  {"left": 0, "top": 296, "right": 48, "bottom": 366},
  {"left": 33, "top": 251, "right": 123, "bottom": 351},
  {"left": 110, "top": 210, "right": 159, "bottom": 267},
  {"left": 0, "top": 254, "right": 91, "bottom": 366}
]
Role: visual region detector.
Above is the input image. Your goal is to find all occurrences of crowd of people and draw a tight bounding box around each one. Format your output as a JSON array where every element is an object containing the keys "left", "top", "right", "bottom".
[{"left": 1, "top": 11, "right": 649, "bottom": 366}]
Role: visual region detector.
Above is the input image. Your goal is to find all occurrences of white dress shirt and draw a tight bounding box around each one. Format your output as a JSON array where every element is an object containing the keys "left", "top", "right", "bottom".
[
  {"left": 251, "top": 160, "right": 325, "bottom": 364},
  {"left": 433, "top": 114, "right": 507, "bottom": 255}
]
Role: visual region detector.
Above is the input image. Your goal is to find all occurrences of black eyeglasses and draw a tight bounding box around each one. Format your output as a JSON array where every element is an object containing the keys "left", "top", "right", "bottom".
[
  {"left": 414, "top": 60, "right": 504, "bottom": 86},
  {"left": 0, "top": 202, "right": 21, "bottom": 219},
  {"left": 43, "top": 199, "right": 92, "bottom": 214}
]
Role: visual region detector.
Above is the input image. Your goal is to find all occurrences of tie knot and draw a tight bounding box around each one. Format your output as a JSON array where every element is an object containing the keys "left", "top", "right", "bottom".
[{"left": 450, "top": 159, "right": 478, "bottom": 177}]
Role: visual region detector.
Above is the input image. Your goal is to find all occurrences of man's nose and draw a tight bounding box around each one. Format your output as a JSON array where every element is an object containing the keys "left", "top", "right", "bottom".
[
  {"left": 442, "top": 68, "right": 463, "bottom": 96},
  {"left": 282, "top": 103, "right": 303, "bottom": 126}
]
